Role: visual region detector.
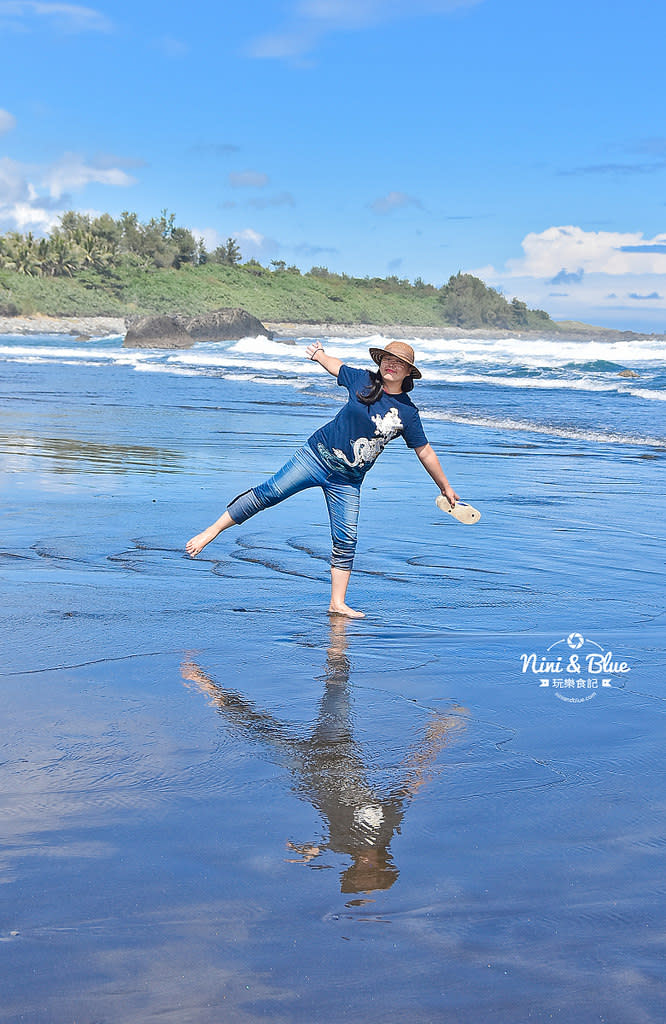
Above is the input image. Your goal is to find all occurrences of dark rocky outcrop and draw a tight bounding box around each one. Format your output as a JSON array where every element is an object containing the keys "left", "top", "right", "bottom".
[
  {"left": 177, "top": 307, "right": 273, "bottom": 342},
  {"left": 123, "top": 307, "right": 273, "bottom": 349},
  {"left": 123, "top": 315, "right": 193, "bottom": 349}
]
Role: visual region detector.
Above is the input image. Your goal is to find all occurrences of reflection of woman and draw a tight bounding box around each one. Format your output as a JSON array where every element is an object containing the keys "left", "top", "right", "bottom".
[
  {"left": 181, "top": 619, "right": 467, "bottom": 895},
  {"left": 186, "top": 341, "right": 459, "bottom": 619}
]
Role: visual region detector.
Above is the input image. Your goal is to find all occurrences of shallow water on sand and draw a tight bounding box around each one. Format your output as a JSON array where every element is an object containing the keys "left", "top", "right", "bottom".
[{"left": 1, "top": 343, "right": 665, "bottom": 1022}]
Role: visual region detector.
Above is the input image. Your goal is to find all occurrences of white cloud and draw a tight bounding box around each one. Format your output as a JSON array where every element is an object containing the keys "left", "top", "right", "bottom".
[
  {"left": 0, "top": 2, "right": 112, "bottom": 33},
  {"left": 248, "top": 0, "right": 482, "bottom": 58},
  {"left": 42, "top": 153, "right": 137, "bottom": 199},
  {"left": 228, "top": 170, "right": 270, "bottom": 188},
  {"left": 475, "top": 225, "right": 666, "bottom": 328},
  {"left": 234, "top": 227, "right": 280, "bottom": 259},
  {"left": 6, "top": 201, "right": 62, "bottom": 232},
  {"left": 191, "top": 226, "right": 224, "bottom": 251},
  {"left": 370, "top": 190, "right": 422, "bottom": 214},
  {"left": 0, "top": 157, "right": 30, "bottom": 205},
  {"left": 0, "top": 152, "right": 136, "bottom": 234},
  {"left": 504, "top": 225, "right": 666, "bottom": 278},
  {"left": 190, "top": 226, "right": 280, "bottom": 261},
  {"left": 0, "top": 109, "right": 16, "bottom": 136},
  {"left": 236, "top": 228, "right": 264, "bottom": 246}
]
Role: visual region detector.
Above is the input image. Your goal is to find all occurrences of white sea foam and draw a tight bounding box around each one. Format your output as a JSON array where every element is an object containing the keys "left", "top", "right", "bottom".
[
  {"left": 310, "top": 331, "right": 666, "bottom": 365},
  {"left": 222, "top": 373, "right": 297, "bottom": 386},
  {"left": 1, "top": 337, "right": 663, "bottom": 405},
  {"left": 404, "top": 334, "right": 666, "bottom": 367},
  {"left": 420, "top": 370, "right": 665, "bottom": 400},
  {"left": 165, "top": 352, "right": 321, "bottom": 374},
  {"left": 0, "top": 344, "right": 117, "bottom": 360},
  {"left": 421, "top": 409, "right": 665, "bottom": 447},
  {"left": 1, "top": 333, "right": 663, "bottom": 446},
  {"left": 133, "top": 363, "right": 200, "bottom": 377},
  {"left": 625, "top": 387, "right": 666, "bottom": 402},
  {"left": 1, "top": 332, "right": 663, "bottom": 370},
  {"left": 228, "top": 336, "right": 306, "bottom": 356}
]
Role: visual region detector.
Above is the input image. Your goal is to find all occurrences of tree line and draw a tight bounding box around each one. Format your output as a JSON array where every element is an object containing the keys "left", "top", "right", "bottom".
[
  {"left": 0, "top": 210, "right": 552, "bottom": 329},
  {"left": 438, "top": 272, "right": 551, "bottom": 329},
  {"left": 0, "top": 210, "right": 241, "bottom": 277}
]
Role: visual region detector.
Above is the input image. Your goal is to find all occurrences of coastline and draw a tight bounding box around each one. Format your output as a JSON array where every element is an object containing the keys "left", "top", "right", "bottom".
[
  {"left": 0, "top": 314, "right": 126, "bottom": 338},
  {"left": 1, "top": 312, "right": 664, "bottom": 345},
  {"left": 265, "top": 320, "right": 666, "bottom": 343}
]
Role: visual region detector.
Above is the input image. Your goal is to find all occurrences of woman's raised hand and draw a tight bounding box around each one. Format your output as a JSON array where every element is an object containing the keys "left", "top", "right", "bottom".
[{"left": 304, "top": 343, "right": 343, "bottom": 379}]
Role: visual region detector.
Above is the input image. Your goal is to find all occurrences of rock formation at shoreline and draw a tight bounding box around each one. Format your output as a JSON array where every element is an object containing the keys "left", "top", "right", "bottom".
[
  {"left": 123, "top": 308, "right": 273, "bottom": 349},
  {"left": 123, "top": 315, "right": 193, "bottom": 349},
  {"left": 176, "top": 308, "right": 273, "bottom": 343}
]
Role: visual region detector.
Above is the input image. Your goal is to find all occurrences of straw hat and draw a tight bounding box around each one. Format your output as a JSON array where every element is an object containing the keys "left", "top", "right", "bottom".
[{"left": 368, "top": 341, "right": 422, "bottom": 379}]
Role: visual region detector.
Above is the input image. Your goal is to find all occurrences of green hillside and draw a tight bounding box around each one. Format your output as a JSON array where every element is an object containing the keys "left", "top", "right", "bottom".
[{"left": 0, "top": 211, "right": 554, "bottom": 330}]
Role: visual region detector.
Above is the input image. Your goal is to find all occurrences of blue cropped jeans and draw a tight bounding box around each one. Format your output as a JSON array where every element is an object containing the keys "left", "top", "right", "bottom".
[{"left": 226, "top": 445, "right": 361, "bottom": 570}]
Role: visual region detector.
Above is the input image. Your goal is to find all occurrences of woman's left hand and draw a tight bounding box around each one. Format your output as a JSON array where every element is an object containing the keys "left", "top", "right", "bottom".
[{"left": 441, "top": 483, "right": 460, "bottom": 508}]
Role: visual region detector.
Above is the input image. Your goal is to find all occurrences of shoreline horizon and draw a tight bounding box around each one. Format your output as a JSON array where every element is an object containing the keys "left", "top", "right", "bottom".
[{"left": 1, "top": 313, "right": 664, "bottom": 344}]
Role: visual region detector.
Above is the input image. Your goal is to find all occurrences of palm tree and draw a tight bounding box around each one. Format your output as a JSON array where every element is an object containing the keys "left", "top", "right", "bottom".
[
  {"left": 48, "top": 235, "right": 79, "bottom": 277},
  {"left": 4, "top": 232, "right": 40, "bottom": 276}
]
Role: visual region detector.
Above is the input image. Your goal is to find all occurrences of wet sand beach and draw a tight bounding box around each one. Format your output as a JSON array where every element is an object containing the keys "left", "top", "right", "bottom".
[{"left": 1, "top": 330, "right": 665, "bottom": 1022}]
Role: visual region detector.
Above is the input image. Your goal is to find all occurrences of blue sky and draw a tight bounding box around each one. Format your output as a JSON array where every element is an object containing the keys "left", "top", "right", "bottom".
[{"left": 2, "top": 0, "right": 666, "bottom": 330}]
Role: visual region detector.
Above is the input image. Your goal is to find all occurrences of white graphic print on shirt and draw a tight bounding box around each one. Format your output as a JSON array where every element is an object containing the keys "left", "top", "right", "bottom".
[{"left": 332, "top": 407, "right": 404, "bottom": 469}]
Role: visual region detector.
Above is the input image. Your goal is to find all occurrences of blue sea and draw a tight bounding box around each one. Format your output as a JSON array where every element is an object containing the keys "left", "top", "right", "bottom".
[
  {"left": 1, "top": 327, "right": 665, "bottom": 1023},
  {"left": 1, "top": 328, "right": 664, "bottom": 450}
]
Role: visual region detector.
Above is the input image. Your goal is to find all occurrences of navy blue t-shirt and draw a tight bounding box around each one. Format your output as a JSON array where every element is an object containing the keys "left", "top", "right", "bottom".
[{"left": 307, "top": 365, "right": 428, "bottom": 481}]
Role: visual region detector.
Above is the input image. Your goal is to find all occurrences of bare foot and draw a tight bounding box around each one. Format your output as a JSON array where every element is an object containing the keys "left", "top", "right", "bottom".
[
  {"left": 186, "top": 526, "right": 218, "bottom": 557},
  {"left": 328, "top": 603, "right": 365, "bottom": 619}
]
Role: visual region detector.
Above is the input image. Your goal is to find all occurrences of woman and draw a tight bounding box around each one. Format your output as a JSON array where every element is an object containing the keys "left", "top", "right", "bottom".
[{"left": 186, "top": 340, "right": 459, "bottom": 618}]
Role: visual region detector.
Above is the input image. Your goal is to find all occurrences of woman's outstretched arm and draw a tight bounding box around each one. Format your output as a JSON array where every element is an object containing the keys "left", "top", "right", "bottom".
[
  {"left": 306, "top": 341, "right": 342, "bottom": 378},
  {"left": 414, "top": 443, "right": 459, "bottom": 507}
]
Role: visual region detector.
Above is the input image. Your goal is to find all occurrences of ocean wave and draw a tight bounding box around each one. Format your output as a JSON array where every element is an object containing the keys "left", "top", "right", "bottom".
[
  {"left": 226, "top": 331, "right": 666, "bottom": 369},
  {"left": 2, "top": 343, "right": 663, "bottom": 408},
  {"left": 421, "top": 370, "right": 665, "bottom": 399},
  {"left": 222, "top": 373, "right": 299, "bottom": 386},
  {"left": 315, "top": 332, "right": 664, "bottom": 367},
  {"left": 133, "top": 363, "right": 200, "bottom": 377},
  {"left": 625, "top": 387, "right": 666, "bottom": 402},
  {"left": 1, "top": 334, "right": 662, "bottom": 370},
  {"left": 164, "top": 352, "right": 319, "bottom": 374},
  {"left": 302, "top": 333, "right": 393, "bottom": 348},
  {"left": 563, "top": 359, "right": 625, "bottom": 372},
  {"left": 228, "top": 336, "right": 308, "bottom": 356},
  {"left": 410, "top": 335, "right": 666, "bottom": 366},
  {"left": 421, "top": 409, "right": 665, "bottom": 447},
  {"left": 271, "top": 331, "right": 665, "bottom": 367},
  {"left": 0, "top": 344, "right": 117, "bottom": 360},
  {"left": 1, "top": 338, "right": 663, "bottom": 405}
]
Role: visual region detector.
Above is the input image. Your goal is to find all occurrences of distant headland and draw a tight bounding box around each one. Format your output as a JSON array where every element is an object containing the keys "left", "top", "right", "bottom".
[{"left": 1, "top": 209, "right": 663, "bottom": 343}]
